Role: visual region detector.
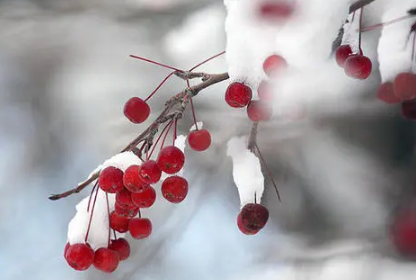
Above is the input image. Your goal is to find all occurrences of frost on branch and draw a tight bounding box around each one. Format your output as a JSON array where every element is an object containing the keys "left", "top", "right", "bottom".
[
  {"left": 88, "top": 151, "right": 142, "bottom": 178},
  {"left": 227, "top": 136, "right": 264, "bottom": 208}
]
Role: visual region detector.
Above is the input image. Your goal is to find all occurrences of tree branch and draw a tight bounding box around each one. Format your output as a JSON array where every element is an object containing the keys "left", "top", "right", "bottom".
[{"left": 48, "top": 72, "right": 229, "bottom": 201}]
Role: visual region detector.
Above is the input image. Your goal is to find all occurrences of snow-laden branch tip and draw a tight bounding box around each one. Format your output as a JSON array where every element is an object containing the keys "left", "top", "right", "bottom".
[{"left": 227, "top": 136, "right": 264, "bottom": 208}]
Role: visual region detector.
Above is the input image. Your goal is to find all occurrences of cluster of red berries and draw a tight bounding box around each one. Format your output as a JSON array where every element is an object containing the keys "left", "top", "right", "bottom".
[
  {"left": 237, "top": 203, "right": 269, "bottom": 235},
  {"left": 377, "top": 73, "right": 416, "bottom": 120},
  {"left": 335, "top": 45, "right": 372, "bottom": 80},
  {"left": 224, "top": 54, "right": 287, "bottom": 122}
]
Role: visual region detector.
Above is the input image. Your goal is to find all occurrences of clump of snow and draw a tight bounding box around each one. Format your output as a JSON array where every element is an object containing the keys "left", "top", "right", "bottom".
[
  {"left": 341, "top": 9, "right": 362, "bottom": 54},
  {"left": 67, "top": 189, "right": 124, "bottom": 250},
  {"left": 227, "top": 136, "right": 264, "bottom": 207},
  {"left": 190, "top": 122, "right": 204, "bottom": 131},
  {"left": 378, "top": 3, "right": 415, "bottom": 82},
  {"left": 85, "top": 151, "right": 142, "bottom": 183}
]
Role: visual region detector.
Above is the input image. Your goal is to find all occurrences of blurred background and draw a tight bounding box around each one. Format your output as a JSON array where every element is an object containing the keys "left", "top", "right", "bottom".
[{"left": 2, "top": 0, "right": 416, "bottom": 279}]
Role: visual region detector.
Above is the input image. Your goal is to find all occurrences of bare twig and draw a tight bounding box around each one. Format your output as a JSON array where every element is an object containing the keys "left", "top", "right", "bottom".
[
  {"left": 48, "top": 72, "right": 229, "bottom": 201},
  {"left": 247, "top": 122, "right": 259, "bottom": 152}
]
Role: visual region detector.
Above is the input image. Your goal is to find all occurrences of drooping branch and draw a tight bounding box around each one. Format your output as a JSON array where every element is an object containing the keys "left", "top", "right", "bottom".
[{"left": 48, "top": 72, "right": 229, "bottom": 201}]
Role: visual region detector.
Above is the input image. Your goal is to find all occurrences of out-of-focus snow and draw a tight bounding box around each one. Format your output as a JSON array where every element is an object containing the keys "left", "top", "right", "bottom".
[
  {"left": 227, "top": 136, "right": 264, "bottom": 207},
  {"left": 67, "top": 189, "right": 124, "bottom": 250},
  {"left": 378, "top": 1, "right": 416, "bottom": 82}
]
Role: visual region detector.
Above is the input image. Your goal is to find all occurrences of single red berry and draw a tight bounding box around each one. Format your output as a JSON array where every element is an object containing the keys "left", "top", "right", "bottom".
[
  {"left": 240, "top": 203, "right": 269, "bottom": 232},
  {"left": 139, "top": 160, "right": 162, "bottom": 184},
  {"left": 98, "top": 166, "right": 124, "bottom": 193},
  {"left": 109, "top": 238, "right": 131, "bottom": 261},
  {"left": 335, "top": 45, "right": 353, "bottom": 67},
  {"left": 259, "top": 1, "right": 295, "bottom": 21},
  {"left": 394, "top": 72, "right": 416, "bottom": 100},
  {"left": 129, "top": 218, "right": 152, "bottom": 239},
  {"left": 188, "top": 129, "right": 211, "bottom": 152},
  {"left": 93, "top": 248, "right": 119, "bottom": 273},
  {"left": 263, "top": 54, "right": 287, "bottom": 78},
  {"left": 116, "top": 188, "right": 136, "bottom": 210},
  {"left": 115, "top": 203, "right": 140, "bottom": 218},
  {"left": 391, "top": 207, "right": 416, "bottom": 257},
  {"left": 157, "top": 146, "right": 185, "bottom": 174},
  {"left": 123, "top": 97, "right": 150, "bottom": 124},
  {"left": 377, "top": 82, "right": 400, "bottom": 104},
  {"left": 247, "top": 101, "right": 273, "bottom": 122},
  {"left": 401, "top": 99, "right": 416, "bottom": 120},
  {"left": 131, "top": 186, "right": 156, "bottom": 208},
  {"left": 65, "top": 243, "right": 95, "bottom": 271},
  {"left": 110, "top": 211, "right": 131, "bottom": 233},
  {"left": 161, "top": 176, "right": 188, "bottom": 203},
  {"left": 344, "top": 54, "right": 372, "bottom": 80},
  {"left": 257, "top": 81, "right": 273, "bottom": 101},
  {"left": 225, "top": 82, "right": 253, "bottom": 108},
  {"left": 123, "top": 165, "right": 150, "bottom": 193},
  {"left": 237, "top": 213, "right": 259, "bottom": 235},
  {"left": 64, "top": 242, "right": 70, "bottom": 257}
]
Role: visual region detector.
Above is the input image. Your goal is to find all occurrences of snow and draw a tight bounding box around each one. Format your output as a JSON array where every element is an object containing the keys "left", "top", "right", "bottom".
[
  {"left": 341, "top": 9, "right": 362, "bottom": 54},
  {"left": 378, "top": 2, "right": 416, "bottom": 83},
  {"left": 226, "top": 136, "right": 264, "bottom": 207},
  {"left": 190, "top": 122, "right": 203, "bottom": 131},
  {"left": 67, "top": 189, "right": 124, "bottom": 250},
  {"left": 84, "top": 151, "right": 142, "bottom": 184},
  {"left": 174, "top": 134, "right": 187, "bottom": 177}
]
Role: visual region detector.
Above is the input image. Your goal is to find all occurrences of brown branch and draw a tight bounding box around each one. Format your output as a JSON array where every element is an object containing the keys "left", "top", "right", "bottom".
[
  {"left": 48, "top": 72, "right": 229, "bottom": 201},
  {"left": 349, "top": 0, "right": 375, "bottom": 13},
  {"left": 247, "top": 122, "right": 259, "bottom": 152}
]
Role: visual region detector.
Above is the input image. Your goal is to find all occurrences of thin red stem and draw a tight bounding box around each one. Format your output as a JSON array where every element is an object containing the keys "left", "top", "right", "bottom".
[
  {"left": 160, "top": 121, "right": 174, "bottom": 150},
  {"left": 255, "top": 143, "right": 281, "bottom": 202},
  {"left": 360, "top": 14, "right": 414, "bottom": 32},
  {"left": 147, "top": 120, "right": 173, "bottom": 159},
  {"left": 358, "top": 8, "right": 364, "bottom": 55},
  {"left": 186, "top": 79, "right": 199, "bottom": 130},
  {"left": 130, "top": 55, "right": 183, "bottom": 72},
  {"left": 85, "top": 187, "right": 100, "bottom": 242},
  {"left": 173, "top": 118, "right": 178, "bottom": 145},
  {"left": 87, "top": 181, "right": 98, "bottom": 212},
  {"left": 189, "top": 51, "right": 226, "bottom": 71},
  {"left": 105, "top": 192, "right": 111, "bottom": 247},
  {"left": 113, "top": 229, "right": 117, "bottom": 240},
  {"left": 138, "top": 209, "right": 142, "bottom": 219},
  {"left": 144, "top": 71, "right": 176, "bottom": 102}
]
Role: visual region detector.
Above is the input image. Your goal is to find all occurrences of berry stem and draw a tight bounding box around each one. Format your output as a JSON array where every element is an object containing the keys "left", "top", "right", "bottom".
[
  {"left": 129, "top": 55, "right": 184, "bottom": 72},
  {"left": 189, "top": 51, "right": 226, "bottom": 71},
  {"left": 105, "top": 192, "right": 111, "bottom": 247},
  {"left": 360, "top": 14, "right": 415, "bottom": 32},
  {"left": 358, "top": 8, "right": 364, "bottom": 54},
  {"left": 255, "top": 143, "right": 281, "bottom": 202},
  {"left": 138, "top": 208, "right": 142, "bottom": 219},
  {"left": 144, "top": 71, "right": 176, "bottom": 102},
  {"left": 186, "top": 79, "right": 199, "bottom": 130},
  {"left": 147, "top": 120, "right": 173, "bottom": 159},
  {"left": 160, "top": 121, "right": 174, "bottom": 150},
  {"left": 173, "top": 118, "right": 178, "bottom": 145},
  {"left": 85, "top": 187, "right": 100, "bottom": 242},
  {"left": 87, "top": 181, "right": 98, "bottom": 212}
]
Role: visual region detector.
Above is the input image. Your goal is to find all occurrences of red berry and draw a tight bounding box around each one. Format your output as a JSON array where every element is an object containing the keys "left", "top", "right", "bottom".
[
  {"left": 225, "top": 82, "right": 253, "bottom": 108},
  {"left": 344, "top": 54, "right": 372, "bottom": 80},
  {"left": 131, "top": 186, "right": 156, "bottom": 208},
  {"left": 377, "top": 82, "right": 400, "bottom": 104},
  {"left": 394, "top": 72, "right": 416, "bottom": 100},
  {"left": 116, "top": 188, "right": 136, "bottom": 210},
  {"left": 123, "top": 165, "right": 150, "bottom": 193},
  {"left": 161, "top": 176, "right": 188, "bottom": 203},
  {"left": 257, "top": 81, "right": 273, "bottom": 101},
  {"left": 335, "top": 45, "right": 353, "bottom": 67},
  {"left": 115, "top": 203, "right": 140, "bottom": 218},
  {"left": 139, "top": 160, "right": 162, "bottom": 184},
  {"left": 98, "top": 166, "right": 124, "bottom": 193},
  {"left": 237, "top": 213, "right": 259, "bottom": 235},
  {"left": 401, "top": 99, "right": 416, "bottom": 120},
  {"left": 157, "top": 146, "right": 185, "bottom": 174},
  {"left": 109, "top": 238, "right": 131, "bottom": 261},
  {"left": 263, "top": 54, "right": 287, "bottom": 78},
  {"left": 64, "top": 242, "right": 70, "bottom": 257},
  {"left": 247, "top": 101, "right": 273, "bottom": 122},
  {"left": 129, "top": 218, "right": 152, "bottom": 239},
  {"left": 123, "top": 97, "right": 150, "bottom": 124},
  {"left": 240, "top": 203, "right": 269, "bottom": 232},
  {"left": 93, "top": 248, "right": 119, "bottom": 273},
  {"left": 391, "top": 207, "right": 416, "bottom": 257},
  {"left": 188, "top": 129, "right": 211, "bottom": 152},
  {"left": 110, "top": 211, "right": 131, "bottom": 233},
  {"left": 259, "top": 1, "right": 295, "bottom": 21},
  {"left": 65, "top": 243, "right": 95, "bottom": 271}
]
